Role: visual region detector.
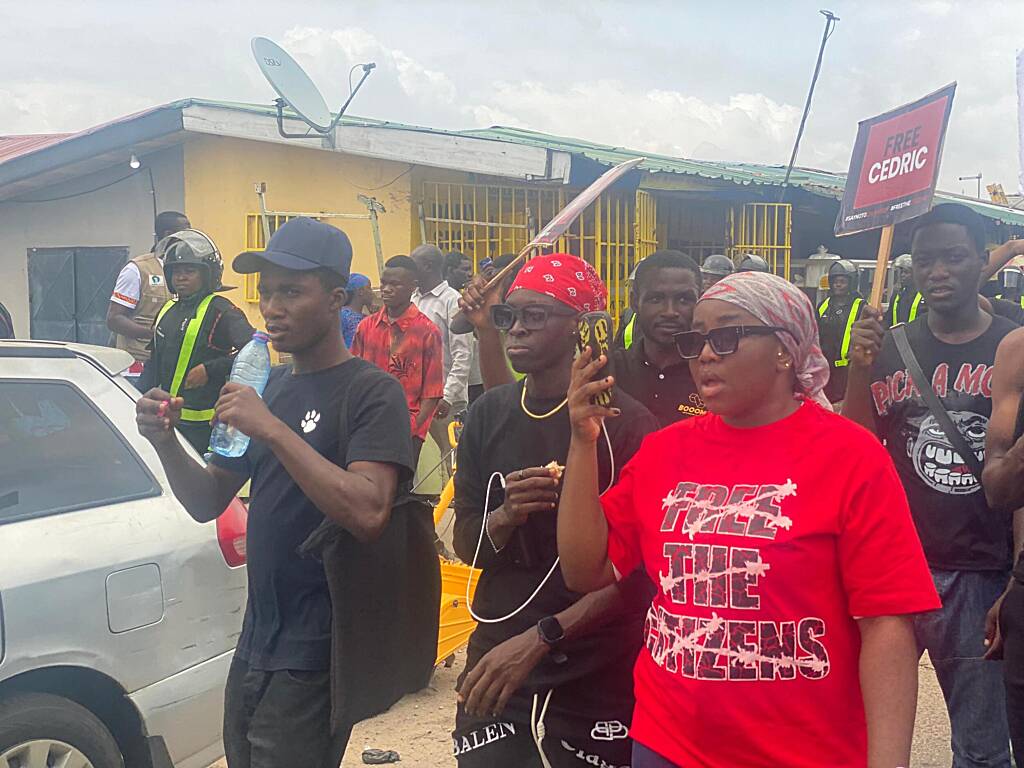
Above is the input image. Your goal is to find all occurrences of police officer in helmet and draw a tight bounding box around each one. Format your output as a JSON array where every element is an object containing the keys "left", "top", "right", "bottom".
[
  {"left": 817, "top": 259, "right": 866, "bottom": 404},
  {"left": 737, "top": 253, "right": 771, "bottom": 273},
  {"left": 997, "top": 265, "right": 1024, "bottom": 308},
  {"left": 139, "top": 230, "right": 254, "bottom": 453},
  {"left": 700, "top": 254, "right": 735, "bottom": 293},
  {"left": 888, "top": 253, "right": 926, "bottom": 327}
]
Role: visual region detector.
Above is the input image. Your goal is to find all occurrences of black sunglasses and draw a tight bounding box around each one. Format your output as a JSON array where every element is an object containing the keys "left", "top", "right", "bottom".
[
  {"left": 673, "top": 325, "right": 790, "bottom": 359},
  {"left": 490, "top": 303, "right": 576, "bottom": 331}
]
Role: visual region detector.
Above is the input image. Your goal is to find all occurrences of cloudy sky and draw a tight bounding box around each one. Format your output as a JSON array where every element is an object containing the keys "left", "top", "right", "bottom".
[{"left": 4, "top": 0, "right": 1021, "bottom": 193}]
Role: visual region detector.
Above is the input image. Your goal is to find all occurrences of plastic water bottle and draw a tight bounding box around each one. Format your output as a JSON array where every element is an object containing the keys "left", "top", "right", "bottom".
[{"left": 209, "top": 332, "right": 272, "bottom": 458}]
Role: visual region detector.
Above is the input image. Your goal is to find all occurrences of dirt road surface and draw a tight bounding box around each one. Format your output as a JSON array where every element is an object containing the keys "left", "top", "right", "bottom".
[{"left": 211, "top": 653, "right": 957, "bottom": 767}]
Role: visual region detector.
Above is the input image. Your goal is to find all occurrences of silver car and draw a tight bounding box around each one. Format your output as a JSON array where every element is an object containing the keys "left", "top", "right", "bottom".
[{"left": 0, "top": 340, "right": 247, "bottom": 768}]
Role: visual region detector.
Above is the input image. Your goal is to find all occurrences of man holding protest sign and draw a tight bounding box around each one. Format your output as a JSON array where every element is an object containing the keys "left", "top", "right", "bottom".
[
  {"left": 836, "top": 86, "right": 1017, "bottom": 765},
  {"left": 843, "top": 204, "right": 1015, "bottom": 767}
]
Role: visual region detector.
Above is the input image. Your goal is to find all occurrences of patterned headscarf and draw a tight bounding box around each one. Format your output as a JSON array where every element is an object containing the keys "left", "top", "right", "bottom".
[
  {"left": 700, "top": 271, "right": 831, "bottom": 408},
  {"left": 508, "top": 253, "right": 607, "bottom": 313}
]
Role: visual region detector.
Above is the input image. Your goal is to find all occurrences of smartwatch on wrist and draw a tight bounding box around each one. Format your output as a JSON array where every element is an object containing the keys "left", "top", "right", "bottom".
[{"left": 537, "top": 616, "right": 568, "bottom": 664}]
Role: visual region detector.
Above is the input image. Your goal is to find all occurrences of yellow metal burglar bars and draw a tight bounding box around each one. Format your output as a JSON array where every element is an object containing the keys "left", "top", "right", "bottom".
[
  {"left": 419, "top": 180, "right": 653, "bottom": 325},
  {"left": 420, "top": 181, "right": 567, "bottom": 264},
  {"left": 242, "top": 199, "right": 386, "bottom": 303},
  {"left": 728, "top": 202, "right": 792, "bottom": 279},
  {"left": 243, "top": 213, "right": 295, "bottom": 303},
  {"left": 626, "top": 189, "right": 658, "bottom": 313},
  {"left": 242, "top": 184, "right": 387, "bottom": 303}
]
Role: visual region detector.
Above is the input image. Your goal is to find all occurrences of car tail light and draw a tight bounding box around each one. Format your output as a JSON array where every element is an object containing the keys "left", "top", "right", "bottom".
[{"left": 217, "top": 498, "right": 248, "bottom": 567}]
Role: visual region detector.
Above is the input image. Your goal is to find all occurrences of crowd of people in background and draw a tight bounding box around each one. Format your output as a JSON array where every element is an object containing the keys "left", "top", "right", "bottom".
[{"left": 1, "top": 200, "right": 1023, "bottom": 767}]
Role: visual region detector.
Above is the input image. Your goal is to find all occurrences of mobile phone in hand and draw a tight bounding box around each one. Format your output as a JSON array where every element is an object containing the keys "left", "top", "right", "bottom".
[{"left": 577, "top": 311, "right": 615, "bottom": 407}]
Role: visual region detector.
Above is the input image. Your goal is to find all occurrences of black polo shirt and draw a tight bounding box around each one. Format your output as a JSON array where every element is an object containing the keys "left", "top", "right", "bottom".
[{"left": 611, "top": 339, "right": 706, "bottom": 428}]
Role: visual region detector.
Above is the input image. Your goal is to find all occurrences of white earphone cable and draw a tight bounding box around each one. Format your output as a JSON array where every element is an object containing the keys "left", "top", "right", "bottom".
[{"left": 466, "top": 419, "right": 614, "bottom": 625}]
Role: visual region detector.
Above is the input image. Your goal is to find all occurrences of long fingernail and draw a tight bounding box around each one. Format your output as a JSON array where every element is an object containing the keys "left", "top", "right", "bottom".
[{"left": 611, "top": 408, "right": 621, "bottom": 416}]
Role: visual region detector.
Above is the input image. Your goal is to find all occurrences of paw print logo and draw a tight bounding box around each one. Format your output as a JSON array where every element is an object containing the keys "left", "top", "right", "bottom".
[
  {"left": 567, "top": 287, "right": 577, "bottom": 297},
  {"left": 551, "top": 260, "right": 562, "bottom": 267},
  {"left": 543, "top": 274, "right": 556, "bottom": 283},
  {"left": 575, "top": 271, "right": 585, "bottom": 281},
  {"left": 301, "top": 410, "right": 321, "bottom": 434}
]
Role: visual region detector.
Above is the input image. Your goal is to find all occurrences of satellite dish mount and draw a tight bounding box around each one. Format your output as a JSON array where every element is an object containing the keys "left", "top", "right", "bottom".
[{"left": 252, "top": 37, "right": 375, "bottom": 143}]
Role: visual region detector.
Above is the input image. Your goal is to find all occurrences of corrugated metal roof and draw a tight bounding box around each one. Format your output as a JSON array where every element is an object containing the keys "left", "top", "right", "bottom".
[
  {"left": 461, "top": 125, "right": 1024, "bottom": 226},
  {"left": 6, "top": 98, "right": 1024, "bottom": 228},
  {"left": 191, "top": 101, "right": 1024, "bottom": 226},
  {"left": 0, "top": 134, "right": 71, "bottom": 163}
]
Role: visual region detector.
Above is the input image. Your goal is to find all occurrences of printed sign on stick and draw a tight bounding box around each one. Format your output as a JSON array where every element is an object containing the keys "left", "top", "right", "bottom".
[{"left": 835, "top": 83, "right": 956, "bottom": 236}]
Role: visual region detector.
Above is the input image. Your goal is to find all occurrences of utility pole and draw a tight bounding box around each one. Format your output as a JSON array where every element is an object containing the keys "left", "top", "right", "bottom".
[
  {"left": 780, "top": 10, "right": 840, "bottom": 200},
  {"left": 958, "top": 173, "right": 983, "bottom": 199}
]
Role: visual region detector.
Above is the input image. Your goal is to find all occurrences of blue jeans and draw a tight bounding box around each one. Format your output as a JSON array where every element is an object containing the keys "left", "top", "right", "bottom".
[
  {"left": 916, "top": 568, "right": 1012, "bottom": 768},
  {"left": 632, "top": 741, "right": 678, "bottom": 767}
]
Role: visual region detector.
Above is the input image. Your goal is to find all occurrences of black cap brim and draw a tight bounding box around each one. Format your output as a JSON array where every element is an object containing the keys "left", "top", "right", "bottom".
[{"left": 233, "top": 249, "right": 324, "bottom": 274}]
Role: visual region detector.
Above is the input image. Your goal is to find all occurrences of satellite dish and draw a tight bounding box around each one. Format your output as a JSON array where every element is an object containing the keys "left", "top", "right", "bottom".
[
  {"left": 252, "top": 37, "right": 333, "bottom": 132},
  {"left": 251, "top": 37, "right": 376, "bottom": 141}
]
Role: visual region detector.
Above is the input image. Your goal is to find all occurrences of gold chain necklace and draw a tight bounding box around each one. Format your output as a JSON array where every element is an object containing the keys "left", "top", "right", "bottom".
[{"left": 520, "top": 381, "right": 569, "bottom": 419}]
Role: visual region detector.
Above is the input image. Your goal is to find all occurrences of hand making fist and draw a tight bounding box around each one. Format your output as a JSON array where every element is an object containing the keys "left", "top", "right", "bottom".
[
  {"left": 136, "top": 388, "right": 183, "bottom": 447},
  {"left": 848, "top": 305, "right": 886, "bottom": 370}
]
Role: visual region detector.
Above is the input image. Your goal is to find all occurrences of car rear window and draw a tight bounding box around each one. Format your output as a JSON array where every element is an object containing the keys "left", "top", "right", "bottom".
[{"left": 0, "top": 381, "right": 159, "bottom": 522}]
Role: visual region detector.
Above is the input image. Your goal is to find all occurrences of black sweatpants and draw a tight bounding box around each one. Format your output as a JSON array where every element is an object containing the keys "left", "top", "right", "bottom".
[
  {"left": 223, "top": 655, "right": 352, "bottom": 768},
  {"left": 1000, "top": 578, "right": 1024, "bottom": 762},
  {"left": 452, "top": 678, "right": 633, "bottom": 768}
]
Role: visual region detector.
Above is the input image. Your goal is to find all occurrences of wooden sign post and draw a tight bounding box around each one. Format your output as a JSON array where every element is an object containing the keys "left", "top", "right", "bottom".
[{"left": 869, "top": 224, "right": 895, "bottom": 308}]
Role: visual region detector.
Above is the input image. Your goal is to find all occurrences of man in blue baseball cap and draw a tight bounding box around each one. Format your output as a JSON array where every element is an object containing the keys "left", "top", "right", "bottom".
[
  {"left": 136, "top": 217, "right": 439, "bottom": 767},
  {"left": 340, "top": 273, "right": 374, "bottom": 347}
]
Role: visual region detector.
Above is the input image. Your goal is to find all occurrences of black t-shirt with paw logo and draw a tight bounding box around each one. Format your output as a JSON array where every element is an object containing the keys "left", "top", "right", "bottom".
[
  {"left": 212, "top": 358, "right": 413, "bottom": 670},
  {"left": 869, "top": 315, "right": 1017, "bottom": 571}
]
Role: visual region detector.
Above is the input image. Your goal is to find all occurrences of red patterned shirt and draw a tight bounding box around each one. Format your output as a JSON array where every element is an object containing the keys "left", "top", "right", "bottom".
[{"left": 351, "top": 304, "right": 444, "bottom": 440}]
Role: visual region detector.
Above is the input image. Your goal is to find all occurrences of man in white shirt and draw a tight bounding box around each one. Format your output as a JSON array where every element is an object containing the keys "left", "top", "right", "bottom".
[
  {"left": 444, "top": 250, "right": 485, "bottom": 404},
  {"left": 107, "top": 211, "right": 190, "bottom": 382},
  {"left": 412, "top": 245, "right": 472, "bottom": 479}
]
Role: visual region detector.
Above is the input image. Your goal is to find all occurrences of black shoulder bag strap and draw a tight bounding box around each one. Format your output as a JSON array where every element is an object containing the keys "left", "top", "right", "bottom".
[{"left": 891, "top": 323, "right": 986, "bottom": 484}]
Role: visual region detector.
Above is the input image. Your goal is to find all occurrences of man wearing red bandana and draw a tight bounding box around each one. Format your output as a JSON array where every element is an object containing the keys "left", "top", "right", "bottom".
[{"left": 452, "top": 254, "right": 659, "bottom": 767}]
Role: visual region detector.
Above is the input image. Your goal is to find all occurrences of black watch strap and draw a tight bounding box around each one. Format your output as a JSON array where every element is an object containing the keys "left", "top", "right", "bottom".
[
  {"left": 537, "top": 616, "right": 565, "bottom": 645},
  {"left": 537, "top": 616, "right": 567, "bottom": 664}
]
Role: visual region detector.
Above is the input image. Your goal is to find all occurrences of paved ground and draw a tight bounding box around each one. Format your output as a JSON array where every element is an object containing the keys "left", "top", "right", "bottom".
[
  {"left": 913, "top": 656, "right": 954, "bottom": 768},
  {"left": 212, "top": 653, "right": 955, "bottom": 767}
]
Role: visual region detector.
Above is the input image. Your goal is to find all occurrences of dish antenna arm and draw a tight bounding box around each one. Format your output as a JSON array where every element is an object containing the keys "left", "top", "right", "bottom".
[{"left": 272, "top": 63, "right": 376, "bottom": 140}]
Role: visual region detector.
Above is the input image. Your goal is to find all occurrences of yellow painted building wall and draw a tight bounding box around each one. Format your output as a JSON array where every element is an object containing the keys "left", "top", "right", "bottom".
[{"left": 182, "top": 135, "right": 418, "bottom": 329}]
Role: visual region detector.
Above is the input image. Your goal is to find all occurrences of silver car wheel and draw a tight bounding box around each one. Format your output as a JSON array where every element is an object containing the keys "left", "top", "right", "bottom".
[{"left": 0, "top": 739, "right": 93, "bottom": 768}]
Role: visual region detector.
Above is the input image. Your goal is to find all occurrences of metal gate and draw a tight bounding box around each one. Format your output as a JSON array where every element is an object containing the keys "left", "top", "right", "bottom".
[
  {"left": 242, "top": 192, "right": 387, "bottom": 303},
  {"left": 728, "top": 203, "right": 792, "bottom": 278},
  {"left": 420, "top": 182, "right": 567, "bottom": 264},
  {"left": 622, "top": 189, "right": 658, "bottom": 313},
  {"left": 28, "top": 246, "right": 128, "bottom": 344},
  {"left": 420, "top": 181, "right": 656, "bottom": 325}
]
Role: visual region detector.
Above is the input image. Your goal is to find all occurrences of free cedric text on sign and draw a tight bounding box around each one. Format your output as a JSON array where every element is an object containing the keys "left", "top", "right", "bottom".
[{"left": 836, "top": 83, "right": 957, "bottom": 236}]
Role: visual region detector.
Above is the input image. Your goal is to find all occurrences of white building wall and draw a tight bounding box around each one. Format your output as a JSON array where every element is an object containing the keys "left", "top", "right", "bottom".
[{"left": 0, "top": 145, "right": 185, "bottom": 337}]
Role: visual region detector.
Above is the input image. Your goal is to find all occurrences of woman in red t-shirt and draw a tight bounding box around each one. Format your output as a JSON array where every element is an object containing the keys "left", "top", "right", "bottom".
[{"left": 558, "top": 272, "right": 940, "bottom": 768}]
